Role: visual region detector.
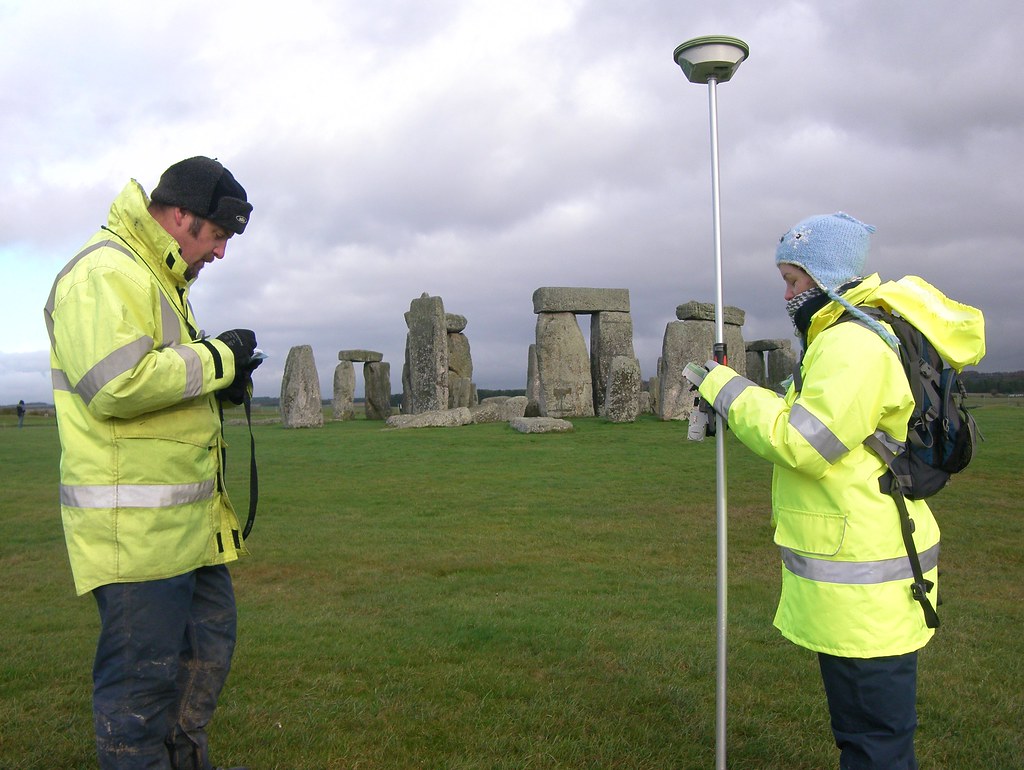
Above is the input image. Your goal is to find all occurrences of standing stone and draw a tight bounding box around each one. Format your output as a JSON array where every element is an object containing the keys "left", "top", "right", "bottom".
[
  {"left": 333, "top": 361, "right": 356, "bottom": 421},
  {"left": 604, "top": 355, "right": 641, "bottom": 423},
  {"left": 447, "top": 330, "right": 475, "bottom": 408},
  {"left": 449, "top": 377, "right": 474, "bottom": 409},
  {"left": 746, "top": 350, "right": 768, "bottom": 387},
  {"left": 526, "top": 344, "right": 541, "bottom": 416},
  {"left": 364, "top": 361, "right": 392, "bottom": 420},
  {"left": 535, "top": 312, "right": 594, "bottom": 418},
  {"left": 638, "top": 390, "right": 653, "bottom": 415},
  {"left": 280, "top": 345, "right": 323, "bottom": 428},
  {"left": 745, "top": 338, "right": 796, "bottom": 392},
  {"left": 401, "top": 349, "right": 412, "bottom": 414},
  {"left": 659, "top": 302, "right": 746, "bottom": 421},
  {"left": 659, "top": 322, "right": 706, "bottom": 422},
  {"left": 767, "top": 343, "right": 798, "bottom": 393},
  {"left": 405, "top": 294, "right": 449, "bottom": 414},
  {"left": 648, "top": 375, "right": 660, "bottom": 414},
  {"left": 448, "top": 332, "right": 473, "bottom": 379},
  {"left": 591, "top": 311, "right": 636, "bottom": 414}
]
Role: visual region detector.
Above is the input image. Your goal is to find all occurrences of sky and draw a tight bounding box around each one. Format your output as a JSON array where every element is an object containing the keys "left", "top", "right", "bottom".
[{"left": 2, "top": 0, "right": 1021, "bottom": 405}]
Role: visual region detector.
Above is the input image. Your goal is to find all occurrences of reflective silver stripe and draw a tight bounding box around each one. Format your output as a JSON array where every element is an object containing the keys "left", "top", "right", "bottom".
[
  {"left": 866, "top": 429, "right": 901, "bottom": 463},
  {"left": 75, "top": 336, "right": 154, "bottom": 405},
  {"left": 44, "top": 240, "right": 135, "bottom": 347},
  {"left": 51, "top": 369, "right": 72, "bottom": 392},
  {"left": 789, "top": 403, "right": 849, "bottom": 463},
  {"left": 60, "top": 480, "right": 215, "bottom": 509},
  {"left": 781, "top": 542, "right": 939, "bottom": 584},
  {"left": 172, "top": 344, "right": 204, "bottom": 398},
  {"left": 159, "top": 292, "right": 180, "bottom": 346},
  {"left": 712, "top": 374, "right": 755, "bottom": 416}
]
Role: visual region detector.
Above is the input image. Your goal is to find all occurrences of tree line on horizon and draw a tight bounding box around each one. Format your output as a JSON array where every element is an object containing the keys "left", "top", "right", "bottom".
[
  {"left": 960, "top": 370, "right": 1024, "bottom": 395},
  {"left": 11, "top": 375, "right": 1024, "bottom": 412}
]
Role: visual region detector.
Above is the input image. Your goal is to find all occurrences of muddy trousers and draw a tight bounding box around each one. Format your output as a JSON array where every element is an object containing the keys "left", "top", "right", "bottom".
[{"left": 92, "top": 566, "right": 237, "bottom": 770}]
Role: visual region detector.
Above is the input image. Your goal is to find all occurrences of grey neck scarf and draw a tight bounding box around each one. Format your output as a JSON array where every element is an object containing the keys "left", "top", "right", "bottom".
[{"left": 786, "top": 286, "right": 827, "bottom": 336}]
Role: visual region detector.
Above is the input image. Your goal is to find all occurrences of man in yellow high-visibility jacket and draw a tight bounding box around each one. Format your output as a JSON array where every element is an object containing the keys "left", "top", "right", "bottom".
[
  {"left": 687, "top": 213, "right": 984, "bottom": 769},
  {"left": 45, "top": 156, "right": 260, "bottom": 770}
]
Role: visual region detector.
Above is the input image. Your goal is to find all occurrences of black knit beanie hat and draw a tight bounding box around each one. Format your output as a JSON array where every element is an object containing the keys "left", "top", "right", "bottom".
[{"left": 150, "top": 156, "right": 252, "bottom": 235}]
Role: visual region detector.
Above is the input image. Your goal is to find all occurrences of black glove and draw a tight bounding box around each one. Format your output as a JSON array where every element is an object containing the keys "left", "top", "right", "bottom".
[
  {"left": 216, "top": 329, "right": 261, "bottom": 405},
  {"left": 217, "top": 329, "right": 257, "bottom": 370}
]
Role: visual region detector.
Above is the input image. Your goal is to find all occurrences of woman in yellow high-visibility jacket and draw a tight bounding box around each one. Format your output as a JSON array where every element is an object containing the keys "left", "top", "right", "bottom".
[{"left": 690, "top": 213, "right": 985, "bottom": 769}]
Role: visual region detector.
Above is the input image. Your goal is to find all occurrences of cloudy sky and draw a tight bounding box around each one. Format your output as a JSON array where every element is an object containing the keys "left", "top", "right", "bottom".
[{"left": 2, "top": 0, "right": 1020, "bottom": 405}]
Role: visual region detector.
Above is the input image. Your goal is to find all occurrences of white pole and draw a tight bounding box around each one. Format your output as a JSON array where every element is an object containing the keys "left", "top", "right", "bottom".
[
  {"left": 671, "top": 36, "right": 747, "bottom": 769},
  {"left": 707, "top": 74, "right": 730, "bottom": 770}
]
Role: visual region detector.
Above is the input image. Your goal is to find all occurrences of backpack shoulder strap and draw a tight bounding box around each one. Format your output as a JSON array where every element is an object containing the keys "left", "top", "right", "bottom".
[
  {"left": 874, "top": 465, "right": 941, "bottom": 629},
  {"left": 810, "top": 307, "right": 941, "bottom": 629},
  {"left": 791, "top": 305, "right": 892, "bottom": 395}
]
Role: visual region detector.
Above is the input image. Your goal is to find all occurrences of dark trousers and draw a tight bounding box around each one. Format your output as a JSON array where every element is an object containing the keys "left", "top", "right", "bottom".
[
  {"left": 818, "top": 651, "right": 919, "bottom": 770},
  {"left": 92, "top": 565, "right": 237, "bottom": 770}
]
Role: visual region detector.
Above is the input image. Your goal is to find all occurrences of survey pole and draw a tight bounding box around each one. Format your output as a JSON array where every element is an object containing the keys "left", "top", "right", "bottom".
[{"left": 672, "top": 35, "right": 749, "bottom": 770}]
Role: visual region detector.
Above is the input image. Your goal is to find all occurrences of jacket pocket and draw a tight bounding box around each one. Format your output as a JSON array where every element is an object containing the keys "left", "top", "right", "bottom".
[
  {"left": 773, "top": 508, "right": 847, "bottom": 556},
  {"left": 110, "top": 402, "right": 218, "bottom": 448}
]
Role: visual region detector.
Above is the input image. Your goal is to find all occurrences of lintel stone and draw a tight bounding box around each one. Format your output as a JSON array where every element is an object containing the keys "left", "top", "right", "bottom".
[
  {"left": 533, "top": 287, "right": 630, "bottom": 314},
  {"left": 338, "top": 349, "right": 383, "bottom": 362},
  {"left": 446, "top": 313, "right": 468, "bottom": 333},
  {"left": 675, "top": 301, "right": 745, "bottom": 326},
  {"left": 746, "top": 338, "right": 792, "bottom": 353}
]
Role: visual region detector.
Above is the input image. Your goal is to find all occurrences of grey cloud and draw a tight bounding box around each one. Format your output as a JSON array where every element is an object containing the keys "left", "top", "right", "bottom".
[{"left": 3, "top": 0, "right": 1021, "bottom": 406}]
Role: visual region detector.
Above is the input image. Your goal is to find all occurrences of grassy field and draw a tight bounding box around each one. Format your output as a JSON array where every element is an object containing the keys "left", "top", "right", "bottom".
[{"left": 1, "top": 402, "right": 1021, "bottom": 769}]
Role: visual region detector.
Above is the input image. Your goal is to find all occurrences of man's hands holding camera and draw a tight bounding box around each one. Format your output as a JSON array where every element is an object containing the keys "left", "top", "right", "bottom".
[{"left": 216, "top": 329, "right": 263, "bottom": 405}]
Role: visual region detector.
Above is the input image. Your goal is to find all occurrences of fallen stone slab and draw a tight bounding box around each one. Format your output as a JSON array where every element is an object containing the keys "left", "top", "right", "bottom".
[
  {"left": 471, "top": 396, "right": 528, "bottom": 424},
  {"left": 509, "top": 416, "right": 574, "bottom": 434},
  {"left": 386, "top": 407, "right": 472, "bottom": 429}
]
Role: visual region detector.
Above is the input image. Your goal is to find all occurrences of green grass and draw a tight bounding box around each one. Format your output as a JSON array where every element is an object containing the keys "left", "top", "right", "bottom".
[{"left": 1, "top": 404, "right": 1022, "bottom": 769}]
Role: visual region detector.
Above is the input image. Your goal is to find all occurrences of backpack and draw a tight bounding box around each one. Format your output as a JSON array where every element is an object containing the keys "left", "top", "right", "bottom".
[
  {"left": 834, "top": 306, "right": 981, "bottom": 628},
  {"left": 854, "top": 307, "right": 980, "bottom": 499}
]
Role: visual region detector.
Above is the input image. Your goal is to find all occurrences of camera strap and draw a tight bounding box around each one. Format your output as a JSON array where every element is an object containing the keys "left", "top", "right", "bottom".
[
  {"left": 240, "top": 388, "right": 258, "bottom": 539},
  {"left": 217, "top": 389, "right": 259, "bottom": 542}
]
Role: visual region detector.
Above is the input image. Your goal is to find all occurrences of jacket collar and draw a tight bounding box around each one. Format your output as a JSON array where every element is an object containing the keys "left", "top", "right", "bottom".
[
  {"left": 805, "top": 274, "right": 883, "bottom": 345},
  {"left": 106, "top": 180, "right": 192, "bottom": 288}
]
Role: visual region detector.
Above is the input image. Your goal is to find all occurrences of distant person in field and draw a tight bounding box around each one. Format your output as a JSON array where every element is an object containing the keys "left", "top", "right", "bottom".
[
  {"left": 16, "top": 399, "right": 26, "bottom": 428},
  {"left": 44, "top": 156, "right": 262, "bottom": 770},
  {"left": 685, "top": 213, "right": 985, "bottom": 769}
]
